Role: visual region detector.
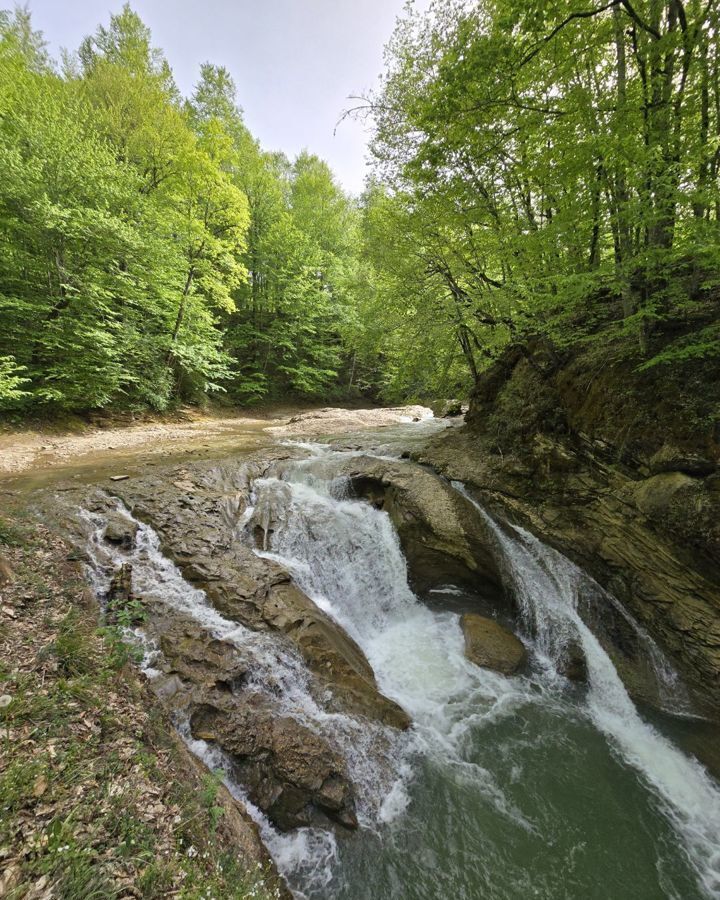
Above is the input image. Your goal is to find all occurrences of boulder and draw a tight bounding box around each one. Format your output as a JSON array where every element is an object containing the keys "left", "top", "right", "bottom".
[
  {"left": 649, "top": 445, "right": 715, "bottom": 478},
  {"left": 558, "top": 641, "right": 587, "bottom": 682},
  {"left": 460, "top": 613, "right": 527, "bottom": 675},
  {"left": 339, "top": 456, "right": 504, "bottom": 604},
  {"left": 103, "top": 514, "right": 138, "bottom": 549},
  {"left": 191, "top": 696, "right": 358, "bottom": 831}
]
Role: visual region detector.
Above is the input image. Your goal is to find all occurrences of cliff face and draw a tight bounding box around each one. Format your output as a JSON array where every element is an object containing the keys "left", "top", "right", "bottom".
[{"left": 419, "top": 336, "right": 720, "bottom": 715}]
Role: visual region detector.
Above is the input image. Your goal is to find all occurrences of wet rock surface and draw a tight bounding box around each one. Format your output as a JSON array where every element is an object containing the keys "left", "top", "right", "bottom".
[
  {"left": 557, "top": 641, "right": 588, "bottom": 682},
  {"left": 101, "top": 454, "right": 409, "bottom": 731},
  {"left": 103, "top": 512, "right": 138, "bottom": 548},
  {"left": 417, "top": 339, "right": 720, "bottom": 717},
  {"left": 337, "top": 456, "right": 505, "bottom": 605},
  {"left": 191, "top": 697, "right": 358, "bottom": 831},
  {"left": 45, "top": 447, "right": 414, "bottom": 837},
  {"left": 460, "top": 613, "right": 527, "bottom": 675},
  {"left": 130, "top": 608, "right": 360, "bottom": 832}
]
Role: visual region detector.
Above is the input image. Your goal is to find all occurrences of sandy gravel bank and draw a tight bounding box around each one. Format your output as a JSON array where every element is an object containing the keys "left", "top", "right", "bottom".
[{"left": 0, "top": 406, "right": 433, "bottom": 477}]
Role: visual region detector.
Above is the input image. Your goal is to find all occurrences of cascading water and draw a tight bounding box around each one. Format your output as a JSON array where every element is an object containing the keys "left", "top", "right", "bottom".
[
  {"left": 246, "top": 446, "right": 720, "bottom": 900},
  {"left": 70, "top": 423, "right": 720, "bottom": 900},
  {"left": 455, "top": 483, "right": 720, "bottom": 899},
  {"left": 76, "top": 498, "right": 406, "bottom": 893}
]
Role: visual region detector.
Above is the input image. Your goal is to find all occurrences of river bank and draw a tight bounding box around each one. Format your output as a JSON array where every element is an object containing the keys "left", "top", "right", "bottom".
[
  {"left": 2, "top": 406, "right": 720, "bottom": 899},
  {"left": 415, "top": 337, "right": 720, "bottom": 718},
  {"left": 0, "top": 513, "right": 287, "bottom": 899},
  {"left": 0, "top": 405, "right": 432, "bottom": 484}
]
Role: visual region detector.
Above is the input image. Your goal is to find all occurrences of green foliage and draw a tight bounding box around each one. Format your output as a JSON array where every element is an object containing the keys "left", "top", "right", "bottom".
[
  {"left": 0, "top": 6, "right": 365, "bottom": 415},
  {"left": 0, "top": 513, "right": 24, "bottom": 545},
  {"left": 108, "top": 596, "right": 146, "bottom": 628},
  {"left": 4, "top": 2, "right": 715, "bottom": 411},
  {"left": 200, "top": 770, "right": 226, "bottom": 833},
  {"left": 40, "top": 819, "right": 120, "bottom": 900},
  {"left": 99, "top": 625, "right": 144, "bottom": 670},
  {"left": 0, "top": 356, "right": 29, "bottom": 401},
  {"left": 354, "top": 0, "right": 720, "bottom": 389},
  {"left": 51, "top": 609, "right": 96, "bottom": 677}
]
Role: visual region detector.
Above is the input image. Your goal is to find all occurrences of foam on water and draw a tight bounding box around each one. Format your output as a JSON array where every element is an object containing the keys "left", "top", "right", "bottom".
[
  {"left": 454, "top": 483, "right": 720, "bottom": 898},
  {"left": 250, "top": 462, "right": 550, "bottom": 839},
  {"left": 77, "top": 498, "right": 407, "bottom": 893},
  {"left": 72, "top": 431, "right": 720, "bottom": 899}
]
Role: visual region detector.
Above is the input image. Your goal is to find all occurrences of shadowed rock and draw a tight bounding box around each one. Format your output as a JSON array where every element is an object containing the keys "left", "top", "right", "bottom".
[
  {"left": 417, "top": 335, "right": 720, "bottom": 717},
  {"left": 191, "top": 696, "right": 357, "bottom": 831},
  {"left": 336, "top": 456, "right": 505, "bottom": 605}
]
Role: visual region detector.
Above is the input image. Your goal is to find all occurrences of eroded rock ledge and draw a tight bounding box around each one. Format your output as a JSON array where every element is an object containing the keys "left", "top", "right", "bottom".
[
  {"left": 335, "top": 455, "right": 505, "bottom": 604},
  {"left": 415, "top": 338, "right": 720, "bottom": 716},
  {"left": 106, "top": 452, "right": 409, "bottom": 731},
  {"left": 54, "top": 449, "right": 413, "bottom": 836}
]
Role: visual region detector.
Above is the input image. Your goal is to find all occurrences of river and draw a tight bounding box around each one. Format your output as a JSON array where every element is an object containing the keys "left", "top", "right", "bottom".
[{"left": 19, "top": 413, "right": 720, "bottom": 899}]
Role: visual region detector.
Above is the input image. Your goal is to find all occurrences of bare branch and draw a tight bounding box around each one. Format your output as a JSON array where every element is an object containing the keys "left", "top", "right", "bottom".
[{"left": 519, "top": 1, "right": 621, "bottom": 68}]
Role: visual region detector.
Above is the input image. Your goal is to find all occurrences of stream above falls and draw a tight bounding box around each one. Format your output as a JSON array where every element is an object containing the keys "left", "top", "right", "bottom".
[{"left": 23, "top": 412, "right": 720, "bottom": 900}]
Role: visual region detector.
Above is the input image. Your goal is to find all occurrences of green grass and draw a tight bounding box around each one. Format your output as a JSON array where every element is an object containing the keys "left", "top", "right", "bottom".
[
  {"left": 0, "top": 515, "right": 285, "bottom": 899},
  {"left": 0, "top": 513, "right": 25, "bottom": 546}
]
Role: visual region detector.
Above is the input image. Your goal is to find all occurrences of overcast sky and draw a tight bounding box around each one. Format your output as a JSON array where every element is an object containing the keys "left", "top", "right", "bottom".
[{"left": 23, "top": 0, "right": 430, "bottom": 194}]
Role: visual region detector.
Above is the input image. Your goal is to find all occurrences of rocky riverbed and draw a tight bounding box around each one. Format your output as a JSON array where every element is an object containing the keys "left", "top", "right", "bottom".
[{"left": 4, "top": 403, "right": 720, "bottom": 899}]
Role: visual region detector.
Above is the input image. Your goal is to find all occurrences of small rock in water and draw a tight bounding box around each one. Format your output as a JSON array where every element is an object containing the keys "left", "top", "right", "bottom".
[
  {"left": 558, "top": 641, "right": 587, "bottom": 682},
  {"left": 104, "top": 515, "right": 138, "bottom": 550},
  {"left": 461, "top": 613, "right": 527, "bottom": 675}
]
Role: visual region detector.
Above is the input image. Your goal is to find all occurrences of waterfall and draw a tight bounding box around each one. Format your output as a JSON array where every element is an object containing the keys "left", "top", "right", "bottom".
[
  {"left": 453, "top": 484, "right": 720, "bottom": 898},
  {"left": 251, "top": 468, "right": 535, "bottom": 762},
  {"left": 76, "top": 497, "right": 406, "bottom": 895},
  {"left": 72, "top": 437, "right": 720, "bottom": 899}
]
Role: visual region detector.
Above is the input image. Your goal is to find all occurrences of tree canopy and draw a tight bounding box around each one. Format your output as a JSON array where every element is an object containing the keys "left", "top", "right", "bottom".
[
  {"left": 0, "top": 4, "right": 363, "bottom": 412},
  {"left": 353, "top": 0, "right": 720, "bottom": 397},
  {"left": 1, "top": 1, "right": 719, "bottom": 413}
]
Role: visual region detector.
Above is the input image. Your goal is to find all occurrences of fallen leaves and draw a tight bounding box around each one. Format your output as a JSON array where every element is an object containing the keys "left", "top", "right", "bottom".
[
  {"left": 0, "top": 520, "right": 283, "bottom": 899},
  {"left": 32, "top": 775, "right": 48, "bottom": 798}
]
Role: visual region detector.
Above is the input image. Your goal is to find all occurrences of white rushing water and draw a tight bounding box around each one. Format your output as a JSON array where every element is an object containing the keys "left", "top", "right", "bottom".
[
  {"left": 249, "top": 447, "right": 720, "bottom": 899},
  {"left": 454, "top": 484, "right": 720, "bottom": 898},
  {"left": 74, "top": 432, "right": 720, "bottom": 899},
  {"left": 78, "top": 499, "right": 406, "bottom": 893}
]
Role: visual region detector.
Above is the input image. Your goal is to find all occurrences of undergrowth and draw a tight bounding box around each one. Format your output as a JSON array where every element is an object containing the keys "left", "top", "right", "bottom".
[{"left": 0, "top": 520, "right": 284, "bottom": 899}]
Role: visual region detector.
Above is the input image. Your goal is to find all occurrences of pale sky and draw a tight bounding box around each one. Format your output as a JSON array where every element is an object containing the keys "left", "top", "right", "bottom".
[{"left": 23, "top": 0, "right": 430, "bottom": 194}]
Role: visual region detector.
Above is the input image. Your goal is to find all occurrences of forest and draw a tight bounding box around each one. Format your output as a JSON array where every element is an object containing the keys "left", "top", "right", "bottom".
[
  {"left": 2, "top": 4, "right": 720, "bottom": 899},
  {"left": 1, "top": 0, "right": 719, "bottom": 414}
]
